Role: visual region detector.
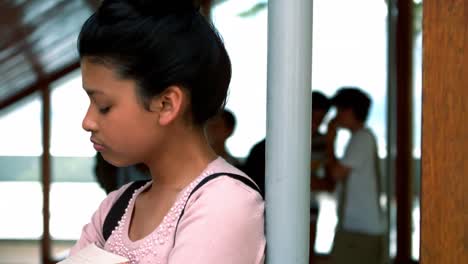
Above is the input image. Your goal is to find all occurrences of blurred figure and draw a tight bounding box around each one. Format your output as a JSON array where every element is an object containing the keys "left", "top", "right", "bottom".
[
  {"left": 310, "top": 91, "right": 333, "bottom": 181},
  {"left": 243, "top": 138, "right": 266, "bottom": 196},
  {"left": 243, "top": 91, "right": 333, "bottom": 208},
  {"left": 205, "top": 109, "right": 241, "bottom": 167},
  {"left": 94, "top": 152, "right": 118, "bottom": 194},
  {"left": 94, "top": 153, "right": 150, "bottom": 194},
  {"left": 308, "top": 91, "right": 333, "bottom": 262},
  {"left": 326, "top": 87, "right": 386, "bottom": 264}
]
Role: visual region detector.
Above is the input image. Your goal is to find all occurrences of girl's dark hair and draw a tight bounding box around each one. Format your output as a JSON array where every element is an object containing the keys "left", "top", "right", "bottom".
[
  {"left": 312, "top": 91, "right": 331, "bottom": 111},
  {"left": 78, "top": 0, "right": 231, "bottom": 125}
]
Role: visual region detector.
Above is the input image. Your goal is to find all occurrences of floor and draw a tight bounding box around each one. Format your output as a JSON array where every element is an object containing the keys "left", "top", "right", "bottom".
[{"left": 0, "top": 240, "right": 72, "bottom": 264}]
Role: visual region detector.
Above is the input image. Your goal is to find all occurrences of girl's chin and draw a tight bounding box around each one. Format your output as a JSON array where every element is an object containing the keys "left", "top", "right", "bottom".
[{"left": 101, "top": 154, "right": 136, "bottom": 167}]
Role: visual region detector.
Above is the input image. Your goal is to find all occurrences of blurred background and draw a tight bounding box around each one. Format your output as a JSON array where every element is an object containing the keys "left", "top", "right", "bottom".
[{"left": 0, "top": 0, "right": 424, "bottom": 263}]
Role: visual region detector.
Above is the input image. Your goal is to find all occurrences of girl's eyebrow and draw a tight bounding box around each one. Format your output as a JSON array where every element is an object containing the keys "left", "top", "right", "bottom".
[{"left": 83, "top": 87, "right": 105, "bottom": 96}]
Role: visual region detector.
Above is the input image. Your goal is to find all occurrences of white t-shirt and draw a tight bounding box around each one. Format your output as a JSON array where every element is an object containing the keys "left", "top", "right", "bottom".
[{"left": 338, "top": 128, "right": 385, "bottom": 235}]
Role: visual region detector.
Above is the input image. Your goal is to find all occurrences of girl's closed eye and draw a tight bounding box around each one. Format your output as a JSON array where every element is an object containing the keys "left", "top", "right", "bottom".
[{"left": 99, "top": 106, "right": 112, "bottom": 114}]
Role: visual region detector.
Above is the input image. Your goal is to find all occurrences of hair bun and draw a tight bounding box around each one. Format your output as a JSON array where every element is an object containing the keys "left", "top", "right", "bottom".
[{"left": 132, "top": 0, "right": 198, "bottom": 16}]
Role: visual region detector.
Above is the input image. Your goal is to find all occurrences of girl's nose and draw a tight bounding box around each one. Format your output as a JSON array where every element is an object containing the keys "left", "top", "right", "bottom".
[{"left": 82, "top": 107, "right": 98, "bottom": 132}]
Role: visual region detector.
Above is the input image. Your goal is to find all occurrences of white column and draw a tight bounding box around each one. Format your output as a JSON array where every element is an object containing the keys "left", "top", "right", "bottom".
[{"left": 266, "top": 0, "right": 313, "bottom": 263}]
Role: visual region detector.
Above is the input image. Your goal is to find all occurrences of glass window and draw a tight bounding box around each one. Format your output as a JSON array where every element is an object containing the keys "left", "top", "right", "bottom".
[
  {"left": 213, "top": 0, "right": 389, "bottom": 255},
  {"left": 0, "top": 93, "right": 43, "bottom": 240},
  {"left": 49, "top": 71, "right": 106, "bottom": 258},
  {"left": 412, "top": 0, "right": 423, "bottom": 260},
  {"left": 212, "top": 0, "right": 268, "bottom": 158},
  {"left": 312, "top": 0, "right": 389, "bottom": 254}
]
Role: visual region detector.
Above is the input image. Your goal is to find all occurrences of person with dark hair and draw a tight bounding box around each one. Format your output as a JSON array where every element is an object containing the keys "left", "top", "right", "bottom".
[
  {"left": 94, "top": 153, "right": 150, "bottom": 195},
  {"left": 326, "top": 87, "right": 386, "bottom": 264},
  {"left": 242, "top": 91, "right": 333, "bottom": 263},
  {"left": 308, "top": 91, "right": 333, "bottom": 262},
  {"left": 311, "top": 91, "right": 332, "bottom": 136},
  {"left": 205, "top": 109, "right": 241, "bottom": 168},
  {"left": 244, "top": 91, "right": 333, "bottom": 197},
  {"left": 243, "top": 139, "right": 266, "bottom": 196},
  {"left": 69, "top": 1, "right": 265, "bottom": 263}
]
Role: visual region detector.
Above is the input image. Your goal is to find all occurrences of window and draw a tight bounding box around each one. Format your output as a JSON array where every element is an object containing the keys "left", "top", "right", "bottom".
[
  {"left": 213, "top": 0, "right": 389, "bottom": 254},
  {"left": 412, "top": 1, "right": 423, "bottom": 260},
  {"left": 49, "top": 71, "right": 106, "bottom": 247},
  {"left": 0, "top": 93, "right": 43, "bottom": 240}
]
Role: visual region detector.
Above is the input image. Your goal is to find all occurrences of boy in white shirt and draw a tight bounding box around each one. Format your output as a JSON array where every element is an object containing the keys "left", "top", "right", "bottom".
[{"left": 326, "top": 88, "right": 386, "bottom": 264}]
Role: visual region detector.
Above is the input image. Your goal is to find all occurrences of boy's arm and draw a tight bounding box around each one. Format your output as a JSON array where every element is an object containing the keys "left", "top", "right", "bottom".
[
  {"left": 328, "top": 161, "right": 351, "bottom": 181},
  {"left": 325, "top": 118, "right": 351, "bottom": 182}
]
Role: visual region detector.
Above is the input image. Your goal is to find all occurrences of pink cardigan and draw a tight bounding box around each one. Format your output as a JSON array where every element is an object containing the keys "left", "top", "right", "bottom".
[{"left": 70, "top": 157, "right": 265, "bottom": 264}]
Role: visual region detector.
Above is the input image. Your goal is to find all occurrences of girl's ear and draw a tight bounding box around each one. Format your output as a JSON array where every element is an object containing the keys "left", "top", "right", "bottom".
[{"left": 150, "top": 85, "right": 185, "bottom": 126}]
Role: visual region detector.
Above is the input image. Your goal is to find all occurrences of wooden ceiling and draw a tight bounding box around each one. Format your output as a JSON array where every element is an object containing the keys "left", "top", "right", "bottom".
[
  {"left": 0, "top": 0, "right": 226, "bottom": 110},
  {"left": 0, "top": 0, "right": 99, "bottom": 109}
]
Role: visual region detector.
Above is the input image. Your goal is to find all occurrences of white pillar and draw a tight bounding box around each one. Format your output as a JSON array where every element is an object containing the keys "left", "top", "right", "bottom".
[{"left": 266, "top": 0, "right": 313, "bottom": 263}]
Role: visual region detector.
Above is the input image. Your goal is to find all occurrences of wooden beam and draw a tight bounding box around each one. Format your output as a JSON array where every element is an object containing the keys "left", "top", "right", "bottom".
[
  {"left": 421, "top": 0, "right": 468, "bottom": 263},
  {"left": 40, "top": 85, "right": 52, "bottom": 264},
  {"left": 395, "top": 0, "right": 413, "bottom": 263},
  {"left": 0, "top": 0, "right": 78, "bottom": 64},
  {"left": 0, "top": 60, "right": 80, "bottom": 111}
]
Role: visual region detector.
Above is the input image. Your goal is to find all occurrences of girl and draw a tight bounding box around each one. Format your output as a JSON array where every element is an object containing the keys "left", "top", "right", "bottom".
[{"left": 70, "top": 0, "right": 265, "bottom": 263}]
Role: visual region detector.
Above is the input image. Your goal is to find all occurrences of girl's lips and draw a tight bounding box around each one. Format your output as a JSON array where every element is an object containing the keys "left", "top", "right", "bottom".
[
  {"left": 93, "top": 143, "right": 105, "bottom": 151},
  {"left": 90, "top": 138, "right": 106, "bottom": 151}
]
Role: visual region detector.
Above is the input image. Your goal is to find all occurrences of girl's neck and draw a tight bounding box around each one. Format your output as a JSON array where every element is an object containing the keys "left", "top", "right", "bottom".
[
  {"left": 210, "top": 141, "right": 228, "bottom": 158},
  {"left": 350, "top": 122, "right": 365, "bottom": 133},
  {"left": 145, "top": 126, "right": 218, "bottom": 192}
]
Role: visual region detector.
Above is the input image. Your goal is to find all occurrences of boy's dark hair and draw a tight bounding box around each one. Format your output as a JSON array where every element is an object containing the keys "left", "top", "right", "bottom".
[
  {"left": 221, "top": 109, "right": 236, "bottom": 131},
  {"left": 312, "top": 91, "right": 331, "bottom": 112},
  {"left": 332, "top": 87, "right": 371, "bottom": 122},
  {"left": 78, "top": 0, "right": 231, "bottom": 125}
]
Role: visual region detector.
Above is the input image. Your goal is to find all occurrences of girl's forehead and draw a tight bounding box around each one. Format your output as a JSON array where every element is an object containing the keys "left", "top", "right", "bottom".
[
  {"left": 82, "top": 65, "right": 139, "bottom": 102},
  {"left": 81, "top": 60, "right": 125, "bottom": 87},
  {"left": 81, "top": 58, "right": 116, "bottom": 77}
]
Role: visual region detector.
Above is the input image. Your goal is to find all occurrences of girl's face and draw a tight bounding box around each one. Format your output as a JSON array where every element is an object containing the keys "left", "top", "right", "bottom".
[
  {"left": 81, "top": 57, "right": 162, "bottom": 167},
  {"left": 335, "top": 107, "right": 354, "bottom": 129}
]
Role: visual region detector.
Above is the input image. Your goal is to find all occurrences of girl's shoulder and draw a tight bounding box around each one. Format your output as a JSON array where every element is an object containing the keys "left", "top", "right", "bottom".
[
  {"left": 204, "top": 157, "right": 261, "bottom": 193},
  {"left": 107, "top": 181, "right": 141, "bottom": 203},
  {"left": 168, "top": 159, "right": 266, "bottom": 264},
  {"left": 184, "top": 157, "right": 264, "bottom": 212},
  {"left": 69, "top": 182, "right": 147, "bottom": 255},
  {"left": 96, "top": 181, "right": 150, "bottom": 222}
]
